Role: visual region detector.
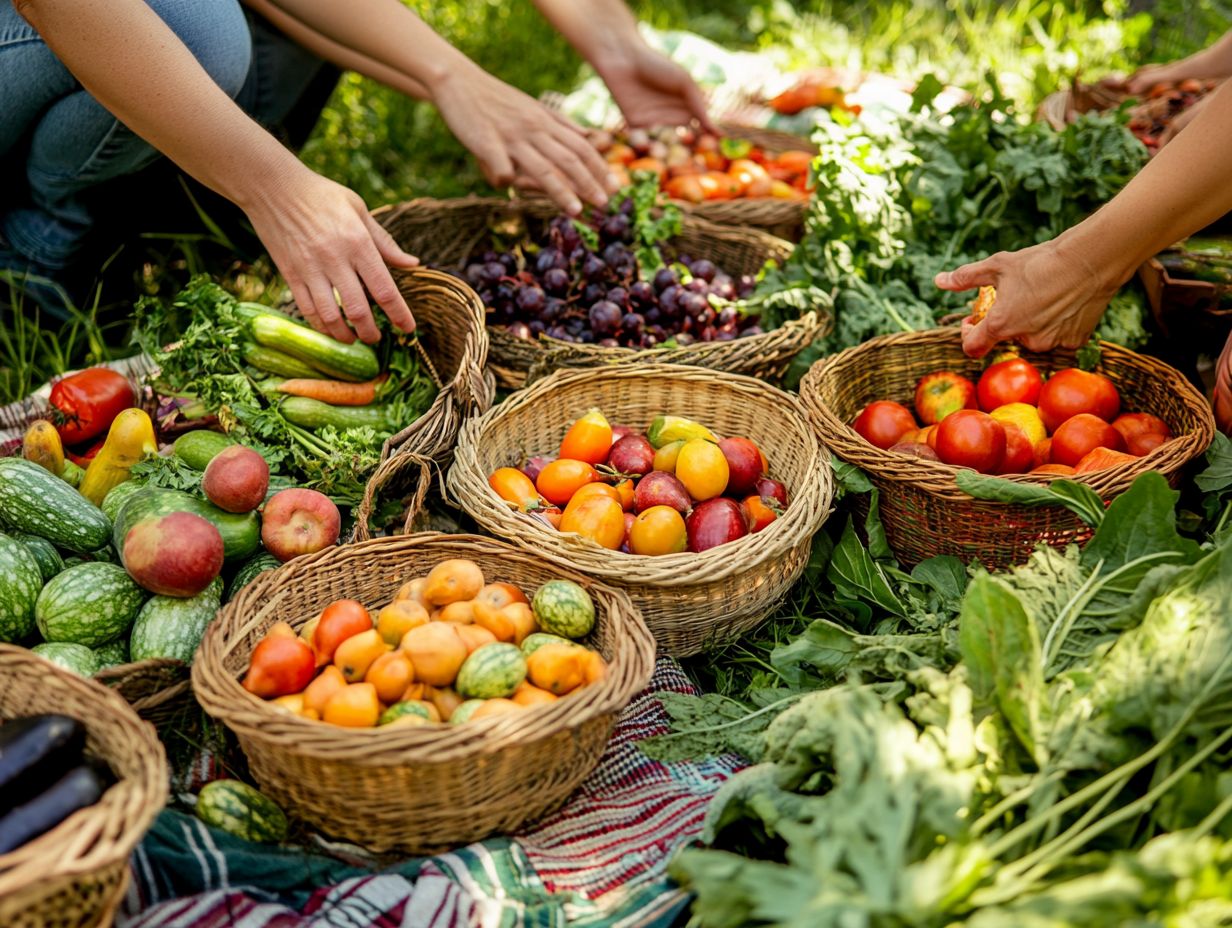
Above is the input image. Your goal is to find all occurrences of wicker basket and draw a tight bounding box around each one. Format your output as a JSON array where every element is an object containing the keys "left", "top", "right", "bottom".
[
  {"left": 374, "top": 196, "right": 827, "bottom": 389},
  {"left": 0, "top": 645, "right": 167, "bottom": 928},
  {"left": 191, "top": 533, "right": 654, "bottom": 854},
  {"left": 446, "top": 365, "right": 834, "bottom": 657},
  {"left": 800, "top": 328, "right": 1217, "bottom": 568}
]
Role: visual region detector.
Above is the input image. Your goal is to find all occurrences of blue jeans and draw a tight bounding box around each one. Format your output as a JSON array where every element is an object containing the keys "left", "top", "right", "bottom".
[{"left": 0, "top": 0, "right": 330, "bottom": 274}]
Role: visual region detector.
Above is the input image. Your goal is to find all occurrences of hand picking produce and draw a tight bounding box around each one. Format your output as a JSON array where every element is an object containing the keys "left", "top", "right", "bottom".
[
  {"left": 239, "top": 560, "right": 605, "bottom": 727},
  {"left": 591, "top": 126, "right": 812, "bottom": 202},
  {"left": 487, "top": 407, "right": 787, "bottom": 553},
  {"left": 459, "top": 176, "right": 764, "bottom": 349},
  {"left": 850, "top": 355, "right": 1172, "bottom": 476}
]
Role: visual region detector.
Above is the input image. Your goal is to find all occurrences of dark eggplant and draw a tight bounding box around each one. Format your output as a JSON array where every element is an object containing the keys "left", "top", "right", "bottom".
[
  {"left": 0, "top": 714, "right": 86, "bottom": 815},
  {"left": 0, "top": 765, "right": 104, "bottom": 854}
]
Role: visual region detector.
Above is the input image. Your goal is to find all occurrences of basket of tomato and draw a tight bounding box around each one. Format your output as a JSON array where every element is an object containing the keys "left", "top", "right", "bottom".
[
  {"left": 800, "top": 328, "right": 1216, "bottom": 568},
  {"left": 0, "top": 645, "right": 167, "bottom": 928},
  {"left": 374, "top": 195, "right": 826, "bottom": 390},
  {"left": 191, "top": 533, "right": 654, "bottom": 854},
  {"left": 446, "top": 364, "right": 834, "bottom": 657},
  {"left": 592, "top": 122, "right": 815, "bottom": 241}
]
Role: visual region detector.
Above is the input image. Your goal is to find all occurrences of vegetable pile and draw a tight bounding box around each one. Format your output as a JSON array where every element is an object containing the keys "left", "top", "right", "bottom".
[
  {"left": 133, "top": 277, "right": 436, "bottom": 508},
  {"left": 487, "top": 408, "right": 788, "bottom": 554},
  {"left": 591, "top": 126, "right": 813, "bottom": 203},
  {"left": 853, "top": 354, "right": 1173, "bottom": 475},
  {"left": 240, "top": 561, "right": 606, "bottom": 727},
  {"left": 459, "top": 178, "right": 764, "bottom": 348},
  {"left": 645, "top": 432, "right": 1232, "bottom": 927}
]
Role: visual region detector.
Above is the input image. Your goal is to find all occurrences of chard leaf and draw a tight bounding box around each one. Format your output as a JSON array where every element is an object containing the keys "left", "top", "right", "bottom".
[
  {"left": 1081, "top": 472, "right": 1201, "bottom": 573},
  {"left": 955, "top": 472, "right": 1105, "bottom": 526},
  {"left": 639, "top": 692, "right": 780, "bottom": 763},
  {"left": 911, "top": 556, "right": 969, "bottom": 612},
  {"left": 827, "top": 517, "right": 906, "bottom": 616},
  {"left": 864, "top": 487, "right": 893, "bottom": 562}
]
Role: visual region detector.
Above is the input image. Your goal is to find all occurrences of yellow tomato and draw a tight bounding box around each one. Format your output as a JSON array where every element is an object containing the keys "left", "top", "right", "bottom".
[
  {"left": 675, "top": 439, "right": 730, "bottom": 501},
  {"left": 990, "top": 403, "right": 1047, "bottom": 446}
]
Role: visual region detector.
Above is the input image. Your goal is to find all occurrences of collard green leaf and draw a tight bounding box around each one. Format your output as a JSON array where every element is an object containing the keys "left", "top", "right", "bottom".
[
  {"left": 955, "top": 472, "right": 1105, "bottom": 526},
  {"left": 1081, "top": 472, "right": 1201, "bottom": 573}
]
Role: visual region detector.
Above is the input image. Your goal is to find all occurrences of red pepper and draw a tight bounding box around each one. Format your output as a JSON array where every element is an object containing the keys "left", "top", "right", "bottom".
[
  {"left": 66, "top": 436, "right": 107, "bottom": 468},
  {"left": 49, "top": 368, "right": 135, "bottom": 445}
]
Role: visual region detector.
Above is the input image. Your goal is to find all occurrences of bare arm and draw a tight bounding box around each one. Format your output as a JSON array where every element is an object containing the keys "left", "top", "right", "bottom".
[
  {"left": 14, "top": 0, "right": 418, "bottom": 344},
  {"left": 935, "top": 80, "right": 1232, "bottom": 356},
  {"left": 1127, "top": 30, "right": 1232, "bottom": 93},
  {"left": 249, "top": 0, "right": 615, "bottom": 214},
  {"left": 531, "top": 0, "right": 714, "bottom": 131}
]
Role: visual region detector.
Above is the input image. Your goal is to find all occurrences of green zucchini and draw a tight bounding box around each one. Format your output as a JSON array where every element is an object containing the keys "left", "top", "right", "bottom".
[
  {"left": 247, "top": 313, "right": 379, "bottom": 382},
  {"left": 280, "top": 396, "right": 395, "bottom": 432},
  {"left": 0, "top": 459, "right": 111, "bottom": 553},
  {"left": 243, "top": 344, "right": 320, "bottom": 380},
  {"left": 113, "top": 487, "right": 259, "bottom": 562},
  {"left": 173, "top": 430, "right": 236, "bottom": 471}
]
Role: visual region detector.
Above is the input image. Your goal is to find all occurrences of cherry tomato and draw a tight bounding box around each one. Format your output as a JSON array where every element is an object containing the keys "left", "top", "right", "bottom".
[
  {"left": 977, "top": 358, "right": 1043, "bottom": 411},
  {"left": 488, "top": 467, "right": 545, "bottom": 511},
  {"left": 1050, "top": 413, "right": 1126, "bottom": 467},
  {"left": 1074, "top": 447, "right": 1138, "bottom": 474},
  {"left": 536, "top": 459, "right": 600, "bottom": 506},
  {"left": 559, "top": 495, "right": 625, "bottom": 549},
  {"left": 559, "top": 408, "right": 613, "bottom": 465},
  {"left": 742, "top": 495, "right": 781, "bottom": 533},
  {"left": 49, "top": 368, "right": 136, "bottom": 445},
  {"left": 852, "top": 401, "right": 917, "bottom": 450},
  {"left": 913, "top": 371, "right": 977, "bottom": 425},
  {"left": 934, "top": 410, "right": 1006, "bottom": 473},
  {"left": 629, "top": 505, "right": 688, "bottom": 555},
  {"left": 997, "top": 424, "right": 1035, "bottom": 474},
  {"left": 1111, "top": 413, "right": 1171, "bottom": 446},
  {"left": 1037, "top": 369, "right": 1121, "bottom": 432},
  {"left": 313, "top": 599, "right": 374, "bottom": 666}
]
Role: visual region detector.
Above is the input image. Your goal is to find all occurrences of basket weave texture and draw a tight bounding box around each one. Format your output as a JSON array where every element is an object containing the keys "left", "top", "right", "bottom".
[
  {"left": 800, "top": 328, "right": 1217, "bottom": 568},
  {"left": 0, "top": 645, "right": 167, "bottom": 928},
  {"left": 446, "top": 365, "right": 834, "bottom": 656},
  {"left": 374, "top": 197, "right": 826, "bottom": 389},
  {"left": 192, "top": 533, "right": 655, "bottom": 855}
]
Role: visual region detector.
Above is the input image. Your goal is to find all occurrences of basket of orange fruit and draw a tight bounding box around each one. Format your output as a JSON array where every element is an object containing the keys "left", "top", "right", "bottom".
[
  {"left": 800, "top": 328, "right": 1215, "bottom": 568},
  {"left": 191, "top": 533, "right": 654, "bottom": 854}
]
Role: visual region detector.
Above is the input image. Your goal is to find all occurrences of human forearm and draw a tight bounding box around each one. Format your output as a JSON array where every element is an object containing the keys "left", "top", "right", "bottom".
[{"left": 531, "top": 0, "right": 642, "bottom": 73}]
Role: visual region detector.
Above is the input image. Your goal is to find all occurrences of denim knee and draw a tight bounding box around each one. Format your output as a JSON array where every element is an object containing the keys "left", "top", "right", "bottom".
[{"left": 148, "top": 0, "right": 252, "bottom": 99}]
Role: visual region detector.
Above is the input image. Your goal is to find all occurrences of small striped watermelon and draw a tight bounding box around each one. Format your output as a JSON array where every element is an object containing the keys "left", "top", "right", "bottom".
[
  {"left": 35, "top": 562, "right": 147, "bottom": 648},
  {"left": 455, "top": 643, "right": 527, "bottom": 699},
  {"left": 129, "top": 578, "right": 223, "bottom": 664},
  {"left": 32, "top": 642, "right": 101, "bottom": 676},
  {"left": 11, "top": 533, "right": 64, "bottom": 582},
  {"left": 196, "top": 780, "right": 288, "bottom": 844},
  {"left": 93, "top": 638, "right": 131, "bottom": 670},
  {"left": 449, "top": 699, "right": 486, "bottom": 724},
  {"left": 379, "top": 701, "right": 432, "bottom": 726},
  {"left": 520, "top": 632, "right": 574, "bottom": 656},
  {"left": 0, "top": 534, "right": 44, "bottom": 643},
  {"left": 531, "top": 580, "right": 595, "bottom": 639}
]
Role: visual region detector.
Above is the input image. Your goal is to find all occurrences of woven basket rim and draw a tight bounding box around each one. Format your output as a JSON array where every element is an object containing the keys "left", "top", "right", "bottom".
[
  {"left": 800, "top": 327, "right": 1216, "bottom": 502},
  {"left": 191, "top": 532, "right": 656, "bottom": 765},
  {"left": 0, "top": 645, "right": 167, "bottom": 893},
  {"left": 446, "top": 364, "right": 834, "bottom": 586}
]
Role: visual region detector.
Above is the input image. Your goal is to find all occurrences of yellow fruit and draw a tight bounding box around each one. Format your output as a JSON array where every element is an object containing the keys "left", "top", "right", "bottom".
[
  {"left": 423, "top": 559, "right": 485, "bottom": 606},
  {"left": 322, "top": 683, "right": 381, "bottom": 727},
  {"left": 675, "top": 439, "right": 729, "bottom": 501},
  {"left": 333, "top": 628, "right": 390, "bottom": 683},
  {"left": 990, "top": 403, "right": 1047, "bottom": 446}
]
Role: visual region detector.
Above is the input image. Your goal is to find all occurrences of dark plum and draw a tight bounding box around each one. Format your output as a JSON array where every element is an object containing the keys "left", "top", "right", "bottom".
[
  {"left": 602, "top": 243, "right": 630, "bottom": 267},
  {"left": 499, "top": 253, "right": 518, "bottom": 275},
  {"left": 543, "top": 267, "right": 571, "bottom": 295},
  {"left": 718, "top": 307, "right": 739, "bottom": 326},
  {"left": 542, "top": 297, "right": 566, "bottom": 323},
  {"left": 583, "top": 283, "right": 606, "bottom": 305},
  {"left": 528, "top": 320, "right": 546, "bottom": 335},
  {"left": 618, "top": 197, "right": 635, "bottom": 216},
  {"left": 653, "top": 268, "right": 678, "bottom": 292},
  {"left": 464, "top": 263, "right": 486, "bottom": 287},
  {"left": 588, "top": 300, "right": 622, "bottom": 336},
  {"left": 534, "top": 247, "right": 564, "bottom": 275},
  {"left": 679, "top": 291, "right": 708, "bottom": 317},
  {"left": 741, "top": 325, "right": 764, "bottom": 337},
  {"left": 660, "top": 284, "right": 683, "bottom": 313},
  {"left": 482, "top": 261, "right": 506, "bottom": 286},
  {"left": 546, "top": 325, "right": 570, "bottom": 341},
  {"left": 643, "top": 307, "right": 662, "bottom": 325},
  {"left": 600, "top": 214, "right": 630, "bottom": 242}
]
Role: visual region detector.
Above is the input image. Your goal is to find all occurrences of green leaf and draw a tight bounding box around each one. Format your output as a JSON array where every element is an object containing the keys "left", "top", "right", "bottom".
[
  {"left": 955, "top": 471, "right": 1105, "bottom": 526},
  {"left": 864, "top": 487, "right": 893, "bottom": 562},
  {"left": 832, "top": 459, "right": 874, "bottom": 495},
  {"left": 1082, "top": 472, "right": 1201, "bottom": 574},
  {"left": 910, "top": 73, "right": 945, "bottom": 112},
  {"left": 1196, "top": 432, "right": 1232, "bottom": 496},
  {"left": 911, "top": 556, "right": 969, "bottom": 610},
  {"left": 826, "top": 516, "right": 906, "bottom": 616}
]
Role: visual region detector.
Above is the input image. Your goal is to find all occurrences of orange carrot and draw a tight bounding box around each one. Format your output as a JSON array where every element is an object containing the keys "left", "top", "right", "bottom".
[{"left": 274, "top": 372, "right": 388, "bottom": 406}]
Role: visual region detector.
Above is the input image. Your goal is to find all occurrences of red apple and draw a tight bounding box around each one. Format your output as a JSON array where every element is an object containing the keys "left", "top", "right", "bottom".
[
  {"left": 123, "top": 511, "right": 224, "bottom": 597},
  {"left": 754, "top": 476, "right": 788, "bottom": 508},
  {"left": 686, "top": 498, "right": 749, "bottom": 552},
  {"left": 607, "top": 435, "right": 655, "bottom": 476},
  {"left": 261, "top": 488, "right": 341, "bottom": 562},
  {"left": 914, "top": 371, "right": 977, "bottom": 425},
  {"left": 718, "top": 437, "right": 765, "bottom": 495},
  {"left": 633, "top": 471, "right": 691, "bottom": 514},
  {"left": 202, "top": 445, "right": 269, "bottom": 513}
]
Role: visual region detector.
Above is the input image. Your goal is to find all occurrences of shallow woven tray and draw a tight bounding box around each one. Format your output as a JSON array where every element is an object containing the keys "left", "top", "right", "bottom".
[
  {"left": 192, "top": 533, "right": 655, "bottom": 855},
  {"left": 800, "top": 328, "right": 1217, "bottom": 568},
  {"left": 0, "top": 645, "right": 167, "bottom": 928},
  {"left": 446, "top": 364, "right": 834, "bottom": 657},
  {"left": 374, "top": 196, "right": 827, "bottom": 389}
]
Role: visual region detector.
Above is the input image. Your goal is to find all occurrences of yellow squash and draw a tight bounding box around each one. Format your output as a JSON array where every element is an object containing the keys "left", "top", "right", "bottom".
[
  {"left": 78, "top": 408, "right": 157, "bottom": 505},
  {"left": 22, "top": 419, "right": 65, "bottom": 476}
]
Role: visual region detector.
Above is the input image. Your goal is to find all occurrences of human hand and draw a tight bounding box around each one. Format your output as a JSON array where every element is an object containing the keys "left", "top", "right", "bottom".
[
  {"left": 431, "top": 64, "right": 615, "bottom": 216},
  {"left": 244, "top": 169, "right": 418, "bottom": 345},
  {"left": 1125, "top": 60, "right": 1195, "bottom": 96},
  {"left": 934, "top": 238, "right": 1120, "bottom": 358},
  {"left": 597, "top": 43, "right": 715, "bottom": 133}
]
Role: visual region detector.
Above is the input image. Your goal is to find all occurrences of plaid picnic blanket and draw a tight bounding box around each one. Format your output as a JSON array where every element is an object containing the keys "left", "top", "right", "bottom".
[{"left": 118, "top": 659, "right": 743, "bottom": 928}]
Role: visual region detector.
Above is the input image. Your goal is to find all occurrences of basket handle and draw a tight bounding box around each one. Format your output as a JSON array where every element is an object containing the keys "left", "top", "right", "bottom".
[{"left": 351, "top": 451, "right": 433, "bottom": 542}]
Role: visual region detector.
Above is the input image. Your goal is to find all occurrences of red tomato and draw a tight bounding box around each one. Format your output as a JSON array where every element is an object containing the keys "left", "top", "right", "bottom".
[
  {"left": 914, "top": 371, "right": 977, "bottom": 425},
  {"left": 998, "top": 424, "right": 1035, "bottom": 474},
  {"left": 1050, "top": 414, "right": 1126, "bottom": 467},
  {"left": 244, "top": 623, "right": 316, "bottom": 699},
  {"left": 313, "top": 599, "right": 374, "bottom": 666},
  {"left": 1111, "top": 412, "right": 1172, "bottom": 446},
  {"left": 977, "top": 358, "right": 1043, "bottom": 411},
  {"left": 1037, "top": 369, "right": 1121, "bottom": 432},
  {"left": 50, "top": 369, "right": 136, "bottom": 445},
  {"left": 934, "top": 410, "right": 1006, "bottom": 473},
  {"left": 1127, "top": 431, "right": 1168, "bottom": 456},
  {"left": 1074, "top": 447, "right": 1138, "bottom": 474},
  {"left": 853, "top": 401, "right": 917, "bottom": 449}
]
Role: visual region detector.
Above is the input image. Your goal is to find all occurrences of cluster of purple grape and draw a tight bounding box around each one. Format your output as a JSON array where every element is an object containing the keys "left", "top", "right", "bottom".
[{"left": 458, "top": 203, "right": 762, "bottom": 349}]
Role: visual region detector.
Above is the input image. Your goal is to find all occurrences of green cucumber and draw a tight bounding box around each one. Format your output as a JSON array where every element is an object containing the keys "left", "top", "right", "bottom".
[
  {"left": 173, "top": 431, "right": 237, "bottom": 471},
  {"left": 31, "top": 643, "right": 100, "bottom": 677},
  {"left": 227, "top": 552, "right": 281, "bottom": 601},
  {"left": 196, "top": 780, "right": 288, "bottom": 843},
  {"left": 114, "top": 487, "right": 259, "bottom": 562},
  {"left": 11, "top": 533, "right": 64, "bottom": 583},
  {"left": 245, "top": 311, "right": 379, "bottom": 382},
  {"left": 129, "top": 578, "right": 222, "bottom": 664},
  {"left": 101, "top": 480, "right": 146, "bottom": 523},
  {"left": 0, "top": 459, "right": 112, "bottom": 554},
  {"left": 279, "top": 397, "right": 395, "bottom": 432},
  {"left": 35, "top": 562, "right": 147, "bottom": 648},
  {"left": 0, "top": 535, "right": 44, "bottom": 643},
  {"left": 242, "top": 344, "right": 320, "bottom": 380}
]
